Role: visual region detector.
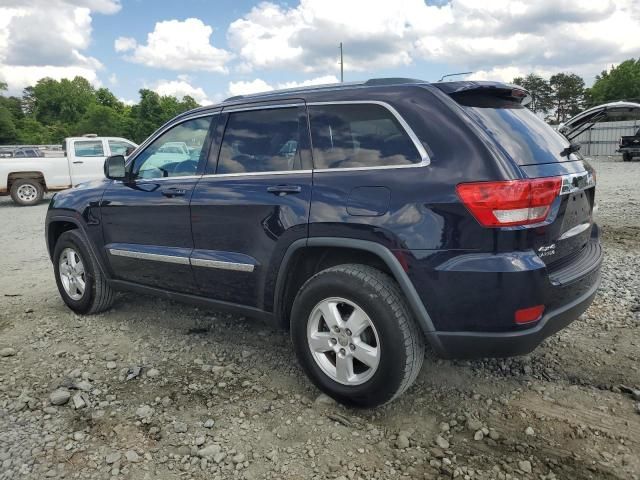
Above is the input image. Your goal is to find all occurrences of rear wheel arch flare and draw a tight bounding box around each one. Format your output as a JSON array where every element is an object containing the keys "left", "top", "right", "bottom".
[{"left": 273, "top": 237, "right": 438, "bottom": 337}]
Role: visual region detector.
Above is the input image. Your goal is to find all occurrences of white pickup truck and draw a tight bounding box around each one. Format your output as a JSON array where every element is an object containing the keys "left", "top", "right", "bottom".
[{"left": 0, "top": 136, "right": 137, "bottom": 206}]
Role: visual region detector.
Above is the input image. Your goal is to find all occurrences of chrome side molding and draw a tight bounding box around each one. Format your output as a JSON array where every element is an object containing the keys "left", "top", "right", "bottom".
[{"left": 108, "top": 248, "right": 255, "bottom": 272}]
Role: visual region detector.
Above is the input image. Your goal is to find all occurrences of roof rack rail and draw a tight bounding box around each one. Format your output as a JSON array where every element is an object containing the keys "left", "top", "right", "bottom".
[
  {"left": 363, "top": 77, "right": 426, "bottom": 86},
  {"left": 221, "top": 77, "right": 427, "bottom": 103}
]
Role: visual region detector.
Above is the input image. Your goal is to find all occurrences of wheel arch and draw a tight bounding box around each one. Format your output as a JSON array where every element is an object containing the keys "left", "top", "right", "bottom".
[
  {"left": 8, "top": 171, "right": 47, "bottom": 191},
  {"left": 46, "top": 215, "right": 110, "bottom": 278},
  {"left": 273, "top": 237, "right": 438, "bottom": 339}
]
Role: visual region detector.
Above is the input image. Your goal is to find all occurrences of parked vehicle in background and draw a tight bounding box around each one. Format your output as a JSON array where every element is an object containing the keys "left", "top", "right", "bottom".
[
  {"left": 619, "top": 127, "right": 640, "bottom": 161},
  {"left": 1, "top": 136, "right": 137, "bottom": 206},
  {"left": 0, "top": 147, "right": 45, "bottom": 158},
  {"left": 45, "top": 79, "right": 602, "bottom": 407}
]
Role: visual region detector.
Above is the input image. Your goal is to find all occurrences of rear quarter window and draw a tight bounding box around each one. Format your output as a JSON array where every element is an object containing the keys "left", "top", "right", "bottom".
[{"left": 308, "top": 103, "right": 421, "bottom": 169}]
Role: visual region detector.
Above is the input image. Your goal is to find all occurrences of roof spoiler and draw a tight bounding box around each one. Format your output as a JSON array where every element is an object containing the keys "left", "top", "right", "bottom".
[{"left": 433, "top": 81, "right": 532, "bottom": 106}]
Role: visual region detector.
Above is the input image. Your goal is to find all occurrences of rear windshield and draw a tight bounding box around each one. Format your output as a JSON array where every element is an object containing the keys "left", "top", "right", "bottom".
[{"left": 454, "top": 93, "right": 579, "bottom": 166}]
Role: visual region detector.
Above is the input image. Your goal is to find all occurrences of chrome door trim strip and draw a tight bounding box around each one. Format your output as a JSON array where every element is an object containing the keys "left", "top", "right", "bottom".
[
  {"left": 190, "top": 258, "right": 255, "bottom": 272},
  {"left": 109, "top": 248, "right": 255, "bottom": 272},
  {"left": 108, "top": 248, "right": 191, "bottom": 265},
  {"left": 306, "top": 100, "right": 431, "bottom": 168}
]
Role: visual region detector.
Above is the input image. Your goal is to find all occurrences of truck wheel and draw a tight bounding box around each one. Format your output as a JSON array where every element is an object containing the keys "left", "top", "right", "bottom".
[
  {"left": 290, "top": 264, "right": 424, "bottom": 407},
  {"left": 622, "top": 152, "right": 631, "bottom": 162},
  {"left": 53, "top": 230, "right": 115, "bottom": 314},
  {"left": 10, "top": 179, "right": 43, "bottom": 206}
]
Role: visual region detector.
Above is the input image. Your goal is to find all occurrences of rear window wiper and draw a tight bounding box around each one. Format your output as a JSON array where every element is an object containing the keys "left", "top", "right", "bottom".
[{"left": 560, "top": 143, "right": 581, "bottom": 157}]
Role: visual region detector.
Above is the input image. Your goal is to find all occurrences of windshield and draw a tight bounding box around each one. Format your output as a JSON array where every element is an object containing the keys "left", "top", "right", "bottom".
[{"left": 456, "top": 95, "right": 580, "bottom": 166}]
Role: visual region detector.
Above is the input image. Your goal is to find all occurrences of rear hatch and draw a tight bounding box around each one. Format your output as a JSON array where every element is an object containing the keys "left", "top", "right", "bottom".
[{"left": 436, "top": 81, "right": 596, "bottom": 268}]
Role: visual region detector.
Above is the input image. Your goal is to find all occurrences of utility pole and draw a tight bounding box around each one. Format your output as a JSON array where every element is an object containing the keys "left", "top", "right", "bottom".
[{"left": 339, "top": 42, "right": 344, "bottom": 83}]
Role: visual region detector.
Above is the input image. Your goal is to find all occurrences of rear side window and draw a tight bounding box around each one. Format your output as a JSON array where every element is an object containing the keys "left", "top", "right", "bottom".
[
  {"left": 74, "top": 140, "right": 104, "bottom": 157},
  {"left": 217, "top": 107, "right": 304, "bottom": 174},
  {"left": 308, "top": 104, "right": 420, "bottom": 169},
  {"left": 453, "top": 93, "right": 578, "bottom": 166}
]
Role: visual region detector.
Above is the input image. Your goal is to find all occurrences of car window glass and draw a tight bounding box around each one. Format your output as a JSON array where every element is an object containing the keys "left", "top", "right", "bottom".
[
  {"left": 74, "top": 140, "right": 105, "bottom": 157},
  {"left": 132, "top": 116, "right": 213, "bottom": 179},
  {"left": 217, "top": 107, "right": 303, "bottom": 174},
  {"left": 108, "top": 140, "right": 135, "bottom": 156},
  {"left": 308, "top": 104, "right": 420, "bottom": 169}
]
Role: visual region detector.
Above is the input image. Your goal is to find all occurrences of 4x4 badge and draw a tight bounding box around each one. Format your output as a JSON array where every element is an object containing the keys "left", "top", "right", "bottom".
[{"left": 538, "top": 244, "right": 556, "bottom": 257}]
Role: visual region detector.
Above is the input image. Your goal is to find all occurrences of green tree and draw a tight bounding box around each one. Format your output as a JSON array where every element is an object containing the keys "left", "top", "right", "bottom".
[
  {"left": 95, "top": 87, "right": 125, "bottom": 112},
  {"left": 587, "top": 59, "right": 640, "bottom": 105},
  {"left": 0, "top": 104, "right": 18, "bottom": 143},
  {"left": 512, "top": 73, "right": 554, "bottom": 114},
  {"left": 31, "top": 76, "right": 95, "bottom": 125},
  {"left": 549, "top": 73, "right": 585, "bottom": 124},
  {"left": 76, "top": 104, "right": 125, "bottom": 137},
  {"left": 16, "top": 117, "right": 50, "bottom": 144}
]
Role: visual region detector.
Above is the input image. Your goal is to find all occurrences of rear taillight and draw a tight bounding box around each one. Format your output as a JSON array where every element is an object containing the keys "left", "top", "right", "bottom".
[{"left": 456, "top": 177, "right": 562, "bottom": 227}]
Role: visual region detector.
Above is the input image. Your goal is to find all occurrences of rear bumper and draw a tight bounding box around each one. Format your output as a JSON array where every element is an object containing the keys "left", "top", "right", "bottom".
[
  {"left": 404, "top": 227, "right": 603, "bottom": 359},
  {"left": 426, "top": 269, "right": 600, "bottom": 358}
]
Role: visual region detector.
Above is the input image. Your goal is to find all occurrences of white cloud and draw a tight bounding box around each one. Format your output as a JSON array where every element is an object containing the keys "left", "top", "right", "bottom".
[
  {"left": 227, "top": 79, "right": 274, "bottom": 96},
  {"left": 153, "top": 78, "right": 212, "bottom": 105},
  {"left": 227, "top": 75, "right": 340, "bottom": 97},
  {"left": 277, "top": 74, "right": 339, "bottom": 89},
  {"left": 227, "top": 0, "right": 640, "bottom": 82},
  {"left": 0, "top": 0, "right": 118, "bottom": 94},
  {"left": 117, "top": 18, "right": 232, "bottom": 73},
  {"left": 108, "top": 73, "right": 117, "bottom": 85},
  {"left": 114, "top": 37, "right": 137, "bottom": 53}
]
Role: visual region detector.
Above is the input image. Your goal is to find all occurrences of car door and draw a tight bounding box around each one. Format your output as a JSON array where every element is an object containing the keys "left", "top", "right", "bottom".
[
  {"left": 101, "top": 113, "right": 217, "bottom": 293},
  {"left": 69, "top": 139, "right": 108, "bottom": 185},
  {"left": 189, "top": 102, "right": 313, "bottom": 308}
]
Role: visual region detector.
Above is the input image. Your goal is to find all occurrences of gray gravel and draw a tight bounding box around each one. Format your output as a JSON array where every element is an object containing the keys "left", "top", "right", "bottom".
[{"left": 0, "top": 158, "right": 639, "bottom": 480}]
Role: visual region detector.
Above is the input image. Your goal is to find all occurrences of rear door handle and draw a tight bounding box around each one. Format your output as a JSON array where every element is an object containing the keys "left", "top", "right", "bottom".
[
  {"left": 161, "top": 187, "right": 188, "bottom": 197},
  {"left": 73, "top": 161, "right": 84, "bottom": 164},
  {"left": 267, "top": 185, "right": 302, "bottom": 195}
]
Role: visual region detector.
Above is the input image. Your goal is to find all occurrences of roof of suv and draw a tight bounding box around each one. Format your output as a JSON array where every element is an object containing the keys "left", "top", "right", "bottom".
[{"left": 175, "top": 77, "right": 524, "bottom": 121}]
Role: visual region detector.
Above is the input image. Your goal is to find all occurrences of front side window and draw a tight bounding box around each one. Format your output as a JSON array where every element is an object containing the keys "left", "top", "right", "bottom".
[
  {"left": 132, "top": 116, "right": 213, "bottom": 179},
  {"left": 308, "top": 104, "right": 421, "bottom": 169},
  {"left": 108, "top": 140, "right": 136, "bottom": 156},
  {"left": 74, "top": 140, "right": 105, "bottom": 157},
  {"left": 217, "top": 107, "right": 303, "bottom": 174}
]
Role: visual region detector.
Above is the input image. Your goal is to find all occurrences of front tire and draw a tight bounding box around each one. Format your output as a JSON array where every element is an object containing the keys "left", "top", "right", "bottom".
[
  {"left": 10, "top": 179, "right": 43, "bottom": 206},
  {"left": 53, "top": 230, "right": 115, "bottom": 314},
  {"left": 622, "top": 152, "right": 631, "bottom": 162},
  {"left": 291, "top": 264, "right": 424, "bottom": 407}
]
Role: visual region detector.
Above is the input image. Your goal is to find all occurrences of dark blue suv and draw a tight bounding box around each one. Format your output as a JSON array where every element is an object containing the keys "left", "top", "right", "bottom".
[{"left": 46, "top": 78, "right": 602, "bottom": 407}]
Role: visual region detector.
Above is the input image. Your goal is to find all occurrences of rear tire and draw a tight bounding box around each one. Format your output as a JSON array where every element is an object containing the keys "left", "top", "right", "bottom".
[
  {"left": 290, "top": 264, "right": 424, "bottom": 408},
  {"left": 53, "top": 230, "right": 115, "bottom": 314},
  {"left": 10, "top": 179, "right": 43, "bottom": 206}
]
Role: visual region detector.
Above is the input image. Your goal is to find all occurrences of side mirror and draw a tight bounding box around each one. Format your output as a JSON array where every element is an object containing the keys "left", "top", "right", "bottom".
[{"left": 104, "top": 155, "right": 127, "bottom": 181}]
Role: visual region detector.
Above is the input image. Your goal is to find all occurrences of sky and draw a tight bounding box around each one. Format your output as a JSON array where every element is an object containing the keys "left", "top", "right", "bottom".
[{"left": 0, "top": 0, "right": 639, "bottom": 105}]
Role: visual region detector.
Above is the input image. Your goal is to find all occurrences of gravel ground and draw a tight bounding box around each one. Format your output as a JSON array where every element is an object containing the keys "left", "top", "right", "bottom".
[{"left": 0, "top": 158, "right": 639, "bottom": 480}]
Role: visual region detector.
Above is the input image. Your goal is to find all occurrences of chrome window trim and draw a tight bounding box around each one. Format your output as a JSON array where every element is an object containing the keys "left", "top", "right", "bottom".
[
  {"left": 108, "top": 248, "right": 190, "bottom": 265},
  {"left": 190, "top": 258, "right": 255, "bottom": 272},
  {"left": 109, "top": 248, "right": 255, "bottom": 272},
  {"left": 201, "top": 169, "right": 312, "bottom": 179},
  {"left": 306, "top": 100, "right": 431, "bottom": 171}
]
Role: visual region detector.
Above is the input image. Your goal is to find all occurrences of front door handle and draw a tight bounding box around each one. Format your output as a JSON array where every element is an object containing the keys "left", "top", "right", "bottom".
[
  {"left": 161, "top": 187, "right": 188, "bottom": 197},
  {"left": 73, "top": 161, "right": 84, "bottom": 164},
  {"left": 267, "top": 185, "right": 302, "bottom": 196}
]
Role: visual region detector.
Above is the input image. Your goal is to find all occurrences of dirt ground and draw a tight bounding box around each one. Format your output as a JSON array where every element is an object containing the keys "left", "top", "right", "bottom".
[{"left": 0, "top": 158, "right": 639, "bottom": 480}]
